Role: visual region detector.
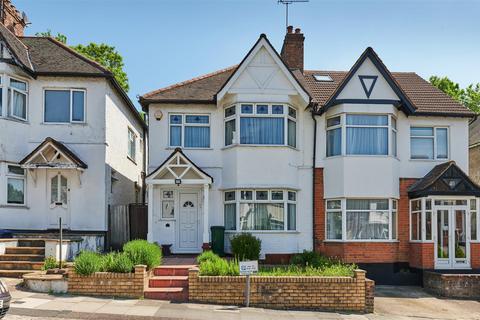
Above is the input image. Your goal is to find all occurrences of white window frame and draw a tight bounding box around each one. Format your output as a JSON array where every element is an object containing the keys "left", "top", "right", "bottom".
[
  {"left": 168, "top": 113, "right": 211, "bottom": 149},
  {"left": 224, "top": 189, "right": 297, "bottom": 232},
  {"left": 6, "top": 164, "right": 26, "bottom": 206},
  {"left": 326, "top": 113, "right": 397, "bottom": 158},
  {"left": 326, "top": 115, "right": 342, "bottom": 157},
  {"left": 223, "top": 103, "right": 297, "bottom": 148},
  {"left": 127, "top": 127, "right": 137, "bottom": 162},
  {"left": 325, "top": 198, "right": 398, "bottom": 242},
  {"left": 8, "top": 77, "right": 28, "bottom": 121},
  {"left": 410, "top": 126, "right": 449, "bottom": 160},
  {"left": 43, "top": 88, "right": 86, "bottom": 124}
]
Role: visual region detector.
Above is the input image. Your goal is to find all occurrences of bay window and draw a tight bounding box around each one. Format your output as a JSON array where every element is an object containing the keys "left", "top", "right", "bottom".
[
  {"left": 6, "top": 165, "right": 25, "bottom": 205},
  {"left": 325, "top": 198, "right": 397, "bottom": 241},
  {"left": 410, "top": 127, "right": 448, "bottom": 160},
  {"left": 169, "top": 114, "right": 210, "bottom": 148},
  {"left": 44, "top": 89, "right": 85, "bottom": 123},
  {"left": 224, "top": 189, "right": 296, "bottom": 231},
  {"left": 326, "top": 114, "right": 396, "bottom": 157},
  {"left": 8, "top": 78, "right": 27, "bottom": 121},
  {"left": 224, "top": 104, "right": 297, "bottom": 147}
]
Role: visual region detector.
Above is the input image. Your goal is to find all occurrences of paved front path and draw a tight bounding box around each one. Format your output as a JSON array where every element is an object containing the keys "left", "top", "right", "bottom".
[{"left": 5, "top": 278, "right": 480, "bottom": 319}]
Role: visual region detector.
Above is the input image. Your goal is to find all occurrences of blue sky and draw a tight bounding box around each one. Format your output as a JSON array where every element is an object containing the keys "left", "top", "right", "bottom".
[{"left": 16, "top": 0, "right": 480, "bottom": 109}]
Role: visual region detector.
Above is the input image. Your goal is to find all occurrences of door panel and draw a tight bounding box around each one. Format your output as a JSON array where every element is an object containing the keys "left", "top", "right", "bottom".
[
  {"left": 437, "top": 209, "right": 449, "bottom": 260},
  {"left": 48, "top": 172, "right": 70, "bottom": 228},
  {"left": 179, "top": 193, "right": 198, "bottom": 249}
]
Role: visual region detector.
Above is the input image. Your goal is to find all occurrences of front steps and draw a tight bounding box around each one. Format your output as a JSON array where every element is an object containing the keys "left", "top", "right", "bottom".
[
  {"left": 0, "top": 239, "right": 45, "bottom": 277},
  {"left": 144, "top": 265, "right": 195, "bottom": 301}
]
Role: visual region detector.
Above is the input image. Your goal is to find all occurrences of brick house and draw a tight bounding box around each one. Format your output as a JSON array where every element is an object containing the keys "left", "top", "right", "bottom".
[{"left": 141, "top": 27, "right": 478, "bottom": 284}]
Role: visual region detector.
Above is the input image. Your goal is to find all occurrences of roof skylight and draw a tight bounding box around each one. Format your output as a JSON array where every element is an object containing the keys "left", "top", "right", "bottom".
[{"left": 314, "top": 74, "right": 333, "bottom": 82}]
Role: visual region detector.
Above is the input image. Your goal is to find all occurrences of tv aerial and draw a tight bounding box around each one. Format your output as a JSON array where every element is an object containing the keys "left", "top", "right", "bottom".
[{"left": 278, "top": 0, "right": 309, "bottom": 29}]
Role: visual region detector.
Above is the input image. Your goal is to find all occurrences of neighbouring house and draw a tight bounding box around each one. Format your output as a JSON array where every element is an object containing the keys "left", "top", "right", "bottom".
[
  {"left": 141, "top": 26, "right": 478, "bottom": 284},
  {"left": 0, "top": 0, "right": 146, "bottom": 253},
  {"left": 469, "top": 117, "right": 480, "bottom": 184}
]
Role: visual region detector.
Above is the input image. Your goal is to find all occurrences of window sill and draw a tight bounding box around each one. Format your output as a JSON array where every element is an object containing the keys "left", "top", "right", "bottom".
[
  {"left": 409, "top": 240, "right": 434, "bottom": 243},
  {"left": 324, "top": 155, "right": 399, "bottom": 160},
  {"left": 221, "top": 144, "right": 299, "bottom": 151},
  {"left": 323, "top": 240, "right": 400, "bottom": 243},
  {"left": 0, "top": 204, "right": 29, "bottom": 209},
  {"left": 409, "top": 158, "right": 449, "bottom": 162},
  {"left": 41, "top": 122, "right": 87, "bottom": 125},
  {"left": 0, "top": 117, "right": 29, "bottom": 124},
  {"left": 225, "top": 230, "right": 300, "bottom": 234},
  {"left": 165, "top": 147, "right": 213, "bottom": 151}
]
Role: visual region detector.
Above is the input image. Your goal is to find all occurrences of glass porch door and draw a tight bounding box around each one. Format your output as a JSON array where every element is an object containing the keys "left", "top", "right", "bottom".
[{"left": 435, "top": 206, "right": 470, "bottom": 269}]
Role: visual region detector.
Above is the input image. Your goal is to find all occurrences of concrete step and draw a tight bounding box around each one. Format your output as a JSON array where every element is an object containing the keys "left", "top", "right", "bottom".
[
  {"left": 153, "top": 265, "right": 195, "bottom": 277},
  {"left": 17, "top": 239, "right": 45, "bottom": 248},
  {"left": 144, "top": 287, "right": 188, "bottom": 302},
  {"left": 0, "top": 269, "right": 37, "bottom": 278},
  {"left": 149, "top": 276, "right": 188, "bottom": 288},
  {"left": 0, "top": 254, "right": 44, "bottom": 262},
  {"left": 0, "top": 261, "right": 43, "bottom": 270},
  {"left": 5, "top": 247, "right": 45, "bottom": 255}
]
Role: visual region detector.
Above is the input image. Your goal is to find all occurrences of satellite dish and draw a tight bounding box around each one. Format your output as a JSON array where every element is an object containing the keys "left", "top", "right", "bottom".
[{"left": 21, "top": 11, "right": 30, "bottom": 25}]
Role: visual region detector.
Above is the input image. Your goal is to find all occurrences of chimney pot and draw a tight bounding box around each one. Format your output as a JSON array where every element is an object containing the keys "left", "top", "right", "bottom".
[
  {"left": 287, "top": 25, "right": 293, "bottom": 34},
  {"left": 295, "top": 28, "right": 301, "bottom": 34}
]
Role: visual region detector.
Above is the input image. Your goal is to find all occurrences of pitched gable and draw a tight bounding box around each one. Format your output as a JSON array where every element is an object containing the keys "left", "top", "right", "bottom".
[{"left": 216, "top": 34, "right": 310, "bottom": 105}]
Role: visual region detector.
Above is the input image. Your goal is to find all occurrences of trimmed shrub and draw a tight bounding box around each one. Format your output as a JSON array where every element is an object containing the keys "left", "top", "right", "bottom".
[
  {"left": 196, "top": 250, "right": 221, "bottom": 265},
  {"left": 230, "top": 233, "right": 261, "bottom": 261},
  {"left": 290, "top": 250, "right": 332, "bottom": 268},
  {"left": 42, "top": 256, "right": 58, "bottom": 271},
  {"left": 108, "top": 252, "right": 134, "bottom": 273},
  {"left": 123, "top": 240, "right": 161, "bottom": 269},
  {"left": 199, "top": 258, "right": 239, "bottom": 276},
  {"left": 74, "top": 251, "right": 103, "bottom": 276}
]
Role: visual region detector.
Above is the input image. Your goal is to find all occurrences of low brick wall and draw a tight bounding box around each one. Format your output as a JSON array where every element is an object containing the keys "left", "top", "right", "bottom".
[
  {"left": 68, "top": 265, "right": 147, "bottom": 298},
  {"left": 424, "top": 271, "right": 480, "bottom": 299},
  {"left": 189, "top": 268, "right": 374, "bottom": 312}
]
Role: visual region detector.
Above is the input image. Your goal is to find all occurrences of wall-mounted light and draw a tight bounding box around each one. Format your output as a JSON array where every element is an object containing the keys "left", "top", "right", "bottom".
[{"left": 175, "top": 179, "right": 182, "bottom": 186}]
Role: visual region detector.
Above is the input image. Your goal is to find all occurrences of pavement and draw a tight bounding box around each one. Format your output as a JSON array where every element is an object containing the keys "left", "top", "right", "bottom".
[{"left": 3, "top": 278, "right": 480, "bottom": 320}]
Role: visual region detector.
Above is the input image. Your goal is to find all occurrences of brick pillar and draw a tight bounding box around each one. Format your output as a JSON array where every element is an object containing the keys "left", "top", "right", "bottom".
[
  {"left": 399, "top": 178, "right": 418, "bottom": 263},
  {"left": 313, "top": 168, "right": 325, "bottom": 253},
  {"left": 471, "top": 243, "right": 480, "bottom": 269}
]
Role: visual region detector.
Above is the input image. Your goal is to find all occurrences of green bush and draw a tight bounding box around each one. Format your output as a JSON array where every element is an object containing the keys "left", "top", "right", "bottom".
[
  {"left": 108, "top": 252, "right": 134, "bottom": 273},
  {"left": 290, "top": 250, "right": 332, "bottom": 268},
  {"left": 123, "top": 240, "right": 161, "bottom": 269},
  {"left": 230, "top": 233, "right": 261, "bottom": 261},
  {"left": 199, "top": 258, "right": 239, "bottom": 276},
  {"left": 74, "top": 251, "right": 103, "bottom": 276},
  {"left": 42, "top": 256, "right": 59, "bottom": 271},
  {"left": 196, "top": 250, "right": 221, "bottom": 264},
  {"left": 100, "top": 252, "right": 116, "bottom": 272}
]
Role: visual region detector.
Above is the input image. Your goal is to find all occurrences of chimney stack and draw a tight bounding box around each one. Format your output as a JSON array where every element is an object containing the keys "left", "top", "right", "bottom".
[
  {"left": 0, "top": 0, "right": 27, "bottom": 37},
  {"left": 280, "top": 25, "right": 304, "bottom": 72}
]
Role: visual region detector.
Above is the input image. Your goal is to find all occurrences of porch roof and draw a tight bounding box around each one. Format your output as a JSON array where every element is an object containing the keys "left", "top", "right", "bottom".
[
  {"left": 19, "top": 137, "right": 87, "bottom": 170},
  {"left": 408, "top": 161, "right": 480, "bottom": 198},
  {"left": 146, "top": 148, "right": 213, "bottom": 185}
]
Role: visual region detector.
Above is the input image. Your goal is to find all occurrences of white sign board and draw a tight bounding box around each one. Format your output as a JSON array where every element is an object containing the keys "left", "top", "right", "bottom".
[{"left": 239, "top": 260, "right": 258, "bottom": 275}]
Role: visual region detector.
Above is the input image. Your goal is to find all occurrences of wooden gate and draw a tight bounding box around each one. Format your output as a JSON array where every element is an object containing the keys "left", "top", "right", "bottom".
[
  {"left": 129, "top": 203, "right": 148, "bottom": 240},
  {"left": 107, "top": 204, "right": 148, "bottom": 250}
]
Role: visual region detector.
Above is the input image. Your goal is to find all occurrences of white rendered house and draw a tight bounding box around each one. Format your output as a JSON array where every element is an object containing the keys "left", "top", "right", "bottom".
[
  {"left": 0, "top": 9, "right": 146, "bottom": 252},
  {"left": 141, "top": 27, "right": 479, "bottom": 284}
]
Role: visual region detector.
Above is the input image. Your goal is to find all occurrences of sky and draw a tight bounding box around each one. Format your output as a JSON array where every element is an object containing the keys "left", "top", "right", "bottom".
[{"left": 15, "top": 0, "right": 480, "bottom": 109}]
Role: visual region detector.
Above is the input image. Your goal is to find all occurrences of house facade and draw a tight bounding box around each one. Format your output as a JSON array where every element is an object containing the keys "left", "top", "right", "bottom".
[
  {"left": 0, "top": 1, "right": 146, "bottom": 252},
  {"left": 142, "top": 27, "right": 478, "bottom": 283}
]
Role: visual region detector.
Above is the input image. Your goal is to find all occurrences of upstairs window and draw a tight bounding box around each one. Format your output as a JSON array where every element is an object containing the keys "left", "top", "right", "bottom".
[
  {"left": 7, "top": 165, "right": 25, "bottom": 205},
  {"left": 8, "top": 78, "right": 28, "bottom": 121},
  {"left": 224, "top": 104, "right": 297, "bottom": 147},
  {"left": 44, "top": 89, "right": 85, "bottom": 123},
  {"left": 410, "top": 127, "right": 448, "bottom": 160},
  {"left": 169, "top": 114, "right": 210, "bottom": 148},
  {"left": 128, "top": 128, "right": 137, "bottom": 162}
]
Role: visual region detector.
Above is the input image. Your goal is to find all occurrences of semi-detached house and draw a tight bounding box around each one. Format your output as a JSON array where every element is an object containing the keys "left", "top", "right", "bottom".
[{"left": 141, "top": 27, "right": 478, "bottom": 284}]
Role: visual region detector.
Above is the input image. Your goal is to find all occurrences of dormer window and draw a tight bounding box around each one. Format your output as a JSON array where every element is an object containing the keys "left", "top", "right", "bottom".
[{"left": 224, "top": 103, "right": 297, "bottom": 148}]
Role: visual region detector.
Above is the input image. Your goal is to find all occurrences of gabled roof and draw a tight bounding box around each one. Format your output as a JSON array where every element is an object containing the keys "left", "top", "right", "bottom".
[
  {"left": 19, "top": 137, "right": 88, "bottom": 169},
  {"left": 146, "top": 148, "right": 213, "bottom": 184},
  {"left": 139, "top": 41, "right": 473, "bottom": 117},
  {"left": 408, "top": 161, "right": 480, "bottom": 198},
  {"left": 0, "top": 23, "right": 33, "bottom": 74}
]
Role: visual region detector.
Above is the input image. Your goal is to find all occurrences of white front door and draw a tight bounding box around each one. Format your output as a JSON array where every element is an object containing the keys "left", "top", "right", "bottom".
[
  {"left": 178, "top": 192, "right": 199, "bottom": 250},
  {"left": 48, "top": 172, "right": 70, "bottom": 228},
  {"left": 435, "top": 206, "right": 470, "bottom": 269}
]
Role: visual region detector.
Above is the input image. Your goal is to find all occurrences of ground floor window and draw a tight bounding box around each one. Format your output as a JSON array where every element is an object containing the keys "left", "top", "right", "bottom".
[
  {"left": 224, "top": 189, "right": 296, "bottom": 231},
  {"left": 6, "top": 164, "right": 26, "bottom": 205},
  {"left": 325, "top": 198, "right": 397, "bottom": 241}
]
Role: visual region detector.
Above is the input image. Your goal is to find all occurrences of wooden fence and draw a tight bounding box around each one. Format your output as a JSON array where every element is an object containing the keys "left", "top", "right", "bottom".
[{"left": 107, "top": 204, "right": 148, "bottom": 250}]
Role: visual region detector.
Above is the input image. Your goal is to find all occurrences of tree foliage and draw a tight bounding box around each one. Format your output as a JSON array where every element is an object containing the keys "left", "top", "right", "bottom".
[
  {"left": 429, "top": 76, "right": 480, "bottom": 113},
  {"left": 35, "top": 30, "right": 129, "bottom": 92}
]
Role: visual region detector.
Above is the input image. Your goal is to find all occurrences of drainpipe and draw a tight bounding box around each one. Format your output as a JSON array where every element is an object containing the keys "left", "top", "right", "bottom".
[
  {"left": 141, "top": 113, "right": 148, "bottom": 204},
  {"left": 311, "top": 107, "right": 317, "bottom": 252}
]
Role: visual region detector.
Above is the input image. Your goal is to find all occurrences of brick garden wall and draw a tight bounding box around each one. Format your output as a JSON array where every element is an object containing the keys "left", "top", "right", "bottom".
[
  {"left": 189, "top": 268, "right": 374, "bottom": 313},
  {"left": 424, "top": 271, "right": 480, "bottom": 299},
  {"left": 68, "top": 265, "right": 147, "bottom": 298}
]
